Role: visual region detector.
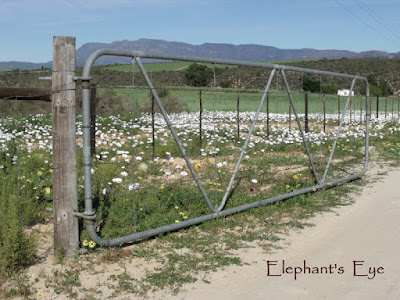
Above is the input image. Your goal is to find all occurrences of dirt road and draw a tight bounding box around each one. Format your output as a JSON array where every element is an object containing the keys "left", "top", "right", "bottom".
[{"left": 161, "top": 166, "right": 400, "bottom": 300}]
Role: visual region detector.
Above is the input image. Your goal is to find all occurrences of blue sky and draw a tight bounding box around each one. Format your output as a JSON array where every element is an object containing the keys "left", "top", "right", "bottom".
[{"left": 1, "top": 0, "right": 400, "bottom": 62}]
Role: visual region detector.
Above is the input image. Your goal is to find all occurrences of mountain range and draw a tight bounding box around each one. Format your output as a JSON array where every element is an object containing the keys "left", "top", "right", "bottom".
[{"left": 1, "top": 38, "right": 400, "bottom": 69}]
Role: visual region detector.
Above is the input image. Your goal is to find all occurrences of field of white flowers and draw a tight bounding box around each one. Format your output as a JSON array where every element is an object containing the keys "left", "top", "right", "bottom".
[{"left": 2, "top": 107, "right": 399, "bottom": 240}]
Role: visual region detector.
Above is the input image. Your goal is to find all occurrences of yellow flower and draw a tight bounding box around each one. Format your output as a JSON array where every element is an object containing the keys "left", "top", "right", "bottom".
[
  {"left": 293, "top": 175, "right": 299, "bottom": 180},
  {"left": 193, "top": 163, "right": 201, "bottom": 172},
  {"left": 37, "top": 171, "right": 43, "bottom": 176},
  {"left": 37, "top": 292, "right": 43, "bottom": 297},
  {"left": 285, "top": 185, "right": 290, "bottom": 189},
  {"left": 160, "top": 184, "right": 165, "bottom": 190},
  {"left": 175, "top": 220, "right": 180, "bottom": 223},
  {"left": 49, "top": 169, "right": 53, "bottom": 173},
  {"left": 44, "top": 187, "right": 51, "bottom": 195},
  {"left": 312, "top": 188, "right": 317, "bottom": 192},
  {"left": 82, "top": 240, "right": 89, "bottom": 247},
  {"left": 89, "top": 241, "right": 96, "bottom": 248},
  {"left": 174, "top": 206, "right": 179, "bottom": 209},
  {"left": 183, "top": 216, "right": 188, "bottom": 219},
  {"left": 179, "top": 212, "right": 185, "bottom": 216}
]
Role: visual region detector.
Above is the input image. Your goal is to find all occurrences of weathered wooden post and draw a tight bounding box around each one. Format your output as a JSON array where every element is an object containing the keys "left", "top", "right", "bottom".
[
  {"left": 52, "top": 36, "right": 79, "bottom": 258},
  {"left": 376, "top": 96, "right": 379, "bottom": 119}
]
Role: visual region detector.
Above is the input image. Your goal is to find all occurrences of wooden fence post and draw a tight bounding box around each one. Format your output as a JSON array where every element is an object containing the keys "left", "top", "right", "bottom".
[
  {"left": 376, "top": 96, "right": 379, "bottom": 119},
  {"left": 52, "top": 36, "right": 79, "bottom": 258}
]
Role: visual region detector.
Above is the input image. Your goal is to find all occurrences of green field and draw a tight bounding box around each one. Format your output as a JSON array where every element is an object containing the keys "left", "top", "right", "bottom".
[{"left": 98, "top": 86, "right": 382, "bottom": 116}]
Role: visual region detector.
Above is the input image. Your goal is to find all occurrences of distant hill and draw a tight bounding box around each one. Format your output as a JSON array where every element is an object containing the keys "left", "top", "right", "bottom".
[
  {"left": 1, "top": 38, "right": 400, "bottom": 69},
  {"left": 0, "top": 61, "right": 52, "bottom": 70},
  {"left": 75, "top": 38, "right": 400, "bottom": 66}
]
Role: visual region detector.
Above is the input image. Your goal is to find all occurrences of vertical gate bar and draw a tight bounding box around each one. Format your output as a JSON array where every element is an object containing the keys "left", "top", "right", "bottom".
[
  {"left": 135, "top": 57, "right": 219, "bottom": 212},
  {"left": 90, "top": 84, "right": 96, "bottom": 156},
  {"left": 280, "top": 70, "right": 320, "bottom": 184},
  {"left": 320, "top": 79, "right": 356, "bottom": 183},
  {"left": 218, "top": 69, "right": 276, "bottom": 211},
  {"left": 237, "top": 91, "right": 240, "bottom": 140},
  {"left": 199, "top": 90, "right": 203, "bottom": 147},
  {"left": 305, "top": 92, "right": 309, "bottom": 133},
  {"left": 350, "top": 96, "right": 352, "bottom": 123}
]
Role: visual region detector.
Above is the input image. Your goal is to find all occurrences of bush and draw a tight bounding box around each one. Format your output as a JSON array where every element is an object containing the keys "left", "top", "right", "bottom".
[
  {"left": 140, "top": 88, "right": 187, "bottom": 114},
  {"left": 184, "top": 63, "right": 213, "bottom": 87}
]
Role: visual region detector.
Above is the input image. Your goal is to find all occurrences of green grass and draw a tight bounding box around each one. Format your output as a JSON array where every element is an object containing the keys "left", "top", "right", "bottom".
[{"left": 103, "top": 86, "right": 377, "bottom": 115}]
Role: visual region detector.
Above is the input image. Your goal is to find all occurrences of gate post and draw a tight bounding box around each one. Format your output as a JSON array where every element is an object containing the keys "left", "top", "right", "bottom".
[{"left": 52, "top": 36, "right": 79, "bottom": 258}]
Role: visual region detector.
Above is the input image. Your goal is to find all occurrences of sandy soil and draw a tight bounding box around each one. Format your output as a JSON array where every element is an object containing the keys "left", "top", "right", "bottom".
[
  {"left": 156, "top": 164, "right": 400, "bottom": 300},
  {"left": 17, "top": 163, "right": 400, "bottom": 300}
]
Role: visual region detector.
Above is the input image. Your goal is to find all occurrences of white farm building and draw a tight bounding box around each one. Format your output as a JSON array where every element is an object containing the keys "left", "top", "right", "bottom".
[{"left": 337, "top": 89, "right": 354, "bottom": 96}]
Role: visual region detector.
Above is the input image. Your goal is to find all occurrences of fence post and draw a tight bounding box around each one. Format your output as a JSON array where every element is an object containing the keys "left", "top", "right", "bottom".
[
  {"left": 289, "top": 96, "right": 292, "bottom": 131},
  {"left": 304, "top": 92, "right": 309, "bottom": 133},
  {"left": 90, "top": 84, "right": 96, "bottom": 156},
  {"left": 237, "top": 91, "right": 240, "bottom": 139},
  {"left": 323, "top": 94, "right": 326, "bottom": 133},
  {"left": 376, "top": 96, "right": 379, "bottom": 119},
  {"left": 266, "top": 92, "right": 270, "bottom": 137},
  {"left": 385, "top": 97, "right": 387, "bottom": 118},
  {"left": 338, "top": 95, "right": 340, "bottom": 126},
  {"left": 52, "top": 36, "right": 79, "bottom": 258},
  {"left": 199, "top": 90, "right": 203, "bottom": 147}
]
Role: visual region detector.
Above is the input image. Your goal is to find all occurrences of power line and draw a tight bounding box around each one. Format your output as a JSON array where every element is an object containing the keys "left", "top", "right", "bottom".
[
  {"left": 353, "top": 0, "right": 400, "bottom": 42},
  {"left": 334, "top": 0, "right": 400, "bottom": 48}
]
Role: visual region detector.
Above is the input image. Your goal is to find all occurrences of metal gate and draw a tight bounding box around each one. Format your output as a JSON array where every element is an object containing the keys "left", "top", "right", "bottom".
[{"left": 75, "top": 49, "right": 370, "bottom": 246}]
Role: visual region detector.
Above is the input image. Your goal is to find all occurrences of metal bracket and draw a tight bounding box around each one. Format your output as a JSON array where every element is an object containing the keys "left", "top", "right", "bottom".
[
  {"left": 72, "top": 210, "right": 97, "bottom": 220},
  {"left": 72, "top": 76, "right": 93, "bottom": 82}
]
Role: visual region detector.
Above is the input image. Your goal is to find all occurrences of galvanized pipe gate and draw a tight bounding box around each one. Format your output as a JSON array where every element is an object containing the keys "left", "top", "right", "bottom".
[{"left": 76, "top": 49, "right": 370, "bottom": 246}]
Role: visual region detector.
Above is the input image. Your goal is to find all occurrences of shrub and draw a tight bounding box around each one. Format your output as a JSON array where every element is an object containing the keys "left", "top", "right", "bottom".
[
  {"left": 140, "top": 88, "right": 187, "bottom": 114},
  {"left": 184, "top": 63, "right": 213, "bottom": 87}
]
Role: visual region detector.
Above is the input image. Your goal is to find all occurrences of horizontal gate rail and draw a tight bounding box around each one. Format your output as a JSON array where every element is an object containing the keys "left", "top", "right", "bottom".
[{"left": 76, "top": 49, "right": 370, "bottom": 246}]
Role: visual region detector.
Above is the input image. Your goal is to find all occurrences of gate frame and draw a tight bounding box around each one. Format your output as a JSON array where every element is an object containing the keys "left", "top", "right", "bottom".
[{"left": 75, "top": 49, "right": 370, "bottom": 246}]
